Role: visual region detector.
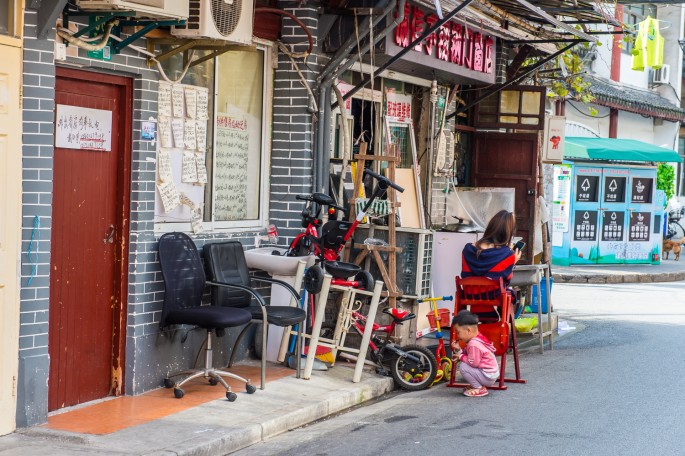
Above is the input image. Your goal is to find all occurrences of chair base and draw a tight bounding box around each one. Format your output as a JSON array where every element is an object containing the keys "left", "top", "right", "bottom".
[{"left": 164, "top": 329, "right": 255, "bottom": 400}]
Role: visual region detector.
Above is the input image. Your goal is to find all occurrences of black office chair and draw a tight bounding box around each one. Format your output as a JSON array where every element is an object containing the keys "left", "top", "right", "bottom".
[
  {"left": 158, "top": 232, "right": 256, "bottom": 401},
  {"left": 203, "top": 241, "right": 306, "bottom": 390}
]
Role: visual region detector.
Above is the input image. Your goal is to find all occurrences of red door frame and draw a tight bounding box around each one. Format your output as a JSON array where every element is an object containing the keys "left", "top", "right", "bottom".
[{"left": 54, "top": 67, "right": 132, "bottom": 397}]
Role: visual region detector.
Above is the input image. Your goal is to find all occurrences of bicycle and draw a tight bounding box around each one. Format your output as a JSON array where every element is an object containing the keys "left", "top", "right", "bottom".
[
  {"left": 287, "top": 169, "right": 404, "bottom": 294},
  {"left": 348, "top": 306, "right": 438, "bottom": 391},
  {"left": 666, "top": 208, "right": 685, "bottom": 240}
]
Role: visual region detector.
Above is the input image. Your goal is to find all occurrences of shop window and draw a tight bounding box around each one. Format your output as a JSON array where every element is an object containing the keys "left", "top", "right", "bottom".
[
  {"left": 623, "top": 4, "right": 657, "bottom": 54},
  {"left": 473, "top": 86, "right": 545, "bottom": 130},
  {"left": 155, "top": 46, "right": 271, "bottom": 231}
]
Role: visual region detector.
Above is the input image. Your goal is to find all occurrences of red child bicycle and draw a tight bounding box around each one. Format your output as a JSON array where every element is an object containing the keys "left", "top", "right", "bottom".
[{"left": 287, "top": 169, "right": 404, "bottom": 294}]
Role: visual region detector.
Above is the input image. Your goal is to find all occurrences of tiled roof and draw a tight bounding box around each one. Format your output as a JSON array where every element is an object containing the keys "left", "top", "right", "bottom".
[{"left": 583, "top": 75, "right": 685, "bottom": 123}]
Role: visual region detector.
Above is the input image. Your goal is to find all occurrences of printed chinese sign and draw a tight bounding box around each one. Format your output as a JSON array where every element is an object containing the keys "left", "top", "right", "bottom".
[
  {"left": 629, "top": 211, "right": 651, "bottom": 241},
  {"left": 630, "top": 178, "right": 653, "bottom": 204},
  {"left": 552, "top": 164, "right": 572, "bottom": 232},
  {"left": 386, "top": 92, "right": 412, "bottom": 121},
  {"left": 603, "top": 176, "right": 626, "bottom": 203},
  {"left": 55, "top": 104, "right": 112, "bottom": 151},
  {"left": 601, "top": 211, "right": 625, "bottom": 241},
  {"left": 575, "top": 175, "right": 599, "bottom": 202},
  {"left": 573, "top": 210, "right": 597, "bottom": 242}
]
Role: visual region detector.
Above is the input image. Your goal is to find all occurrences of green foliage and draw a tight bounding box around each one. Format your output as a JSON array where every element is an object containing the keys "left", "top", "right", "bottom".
[{"left": 657, "top": 163, "right": 675, "bottom": 202}]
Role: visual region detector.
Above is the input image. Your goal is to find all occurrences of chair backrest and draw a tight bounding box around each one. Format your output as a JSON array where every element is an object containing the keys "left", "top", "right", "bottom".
[
  {"left": 158, "top": 232, "right": 207, "bottom": 328},
  {"left": 203, "top": 241, "right": 253, "bottom": 308},
  {"left": 453, "top": 276, "right": 511, "bottom": 355}
]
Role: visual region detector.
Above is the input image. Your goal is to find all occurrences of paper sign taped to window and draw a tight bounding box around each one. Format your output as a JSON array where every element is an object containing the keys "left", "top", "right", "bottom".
[
  {"left": 195, "top": 152, "right": 207, "bottom": 184},
  {"left": 182, "top": 150, "right": 198, "bottom": 183},
  {"left": 158, "top": 117, "right": 173, "bottom": 148},
  {"left": 158, "top": 150, "right": 173, "bottom": 183},
  {"left": 196, "top": 88, "right": 209, "bottom": 121},
  {"left": 171, "top": 85, "right": 184, "bottom": 118},
  {"left": 184, "top": 121, "right": 196, "bottom": 150},
  {"left": 157, "top": 181, "right": 180, "bottom": 213},
  {"left": 190, "top": 206, "right": 203, "bottom": 234},
  {"left": 196, "top": 120, "right": 207, "bottom": 152},
  {"left": 184, "top": 87, "right": 197, "bottom": 119},
  {"left": 171, "top": 118, "right": 184, "bottom": 148},
  {"left": 158, "top": 82, "right": 172, "bottom": 117}
]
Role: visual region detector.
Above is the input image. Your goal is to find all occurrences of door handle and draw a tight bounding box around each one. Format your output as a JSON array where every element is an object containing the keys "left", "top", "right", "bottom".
[{"left": 103, "top": 225, "right": 115, "bottom": 244}]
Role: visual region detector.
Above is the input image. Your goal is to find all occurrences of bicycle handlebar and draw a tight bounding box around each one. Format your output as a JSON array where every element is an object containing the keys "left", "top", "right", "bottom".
[{"left": 363, "top": 168, "right": 405, "bottom": 193}]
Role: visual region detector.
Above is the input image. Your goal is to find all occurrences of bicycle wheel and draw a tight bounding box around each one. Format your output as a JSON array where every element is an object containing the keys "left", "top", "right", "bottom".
[
  {"left": 390, "top": 344, "right": 438, "bottom": 391},
  {"left": 667, "top": 221, "right": 685, "bottom": 240}
]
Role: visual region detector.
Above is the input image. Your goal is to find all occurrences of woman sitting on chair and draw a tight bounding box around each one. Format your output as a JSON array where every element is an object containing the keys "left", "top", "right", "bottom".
[{"left": 461, "top": 210, "right": 522, "bottom": 317}]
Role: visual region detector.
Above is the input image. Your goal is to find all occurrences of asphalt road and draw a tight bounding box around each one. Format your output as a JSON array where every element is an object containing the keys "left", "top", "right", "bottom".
[{"left": 236, "top": 281, "right": 685, "bottom": 456}]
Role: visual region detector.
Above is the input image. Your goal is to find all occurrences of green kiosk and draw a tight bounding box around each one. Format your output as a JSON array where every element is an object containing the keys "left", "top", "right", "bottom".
[{"left": 551, "top": 137, "right": 682, "bottom": 265}]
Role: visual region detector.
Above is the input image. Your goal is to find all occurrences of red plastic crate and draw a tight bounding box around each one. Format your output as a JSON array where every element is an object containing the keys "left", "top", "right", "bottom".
[{"left": 426, "top": 308, "right": 451, "bottom": 329}]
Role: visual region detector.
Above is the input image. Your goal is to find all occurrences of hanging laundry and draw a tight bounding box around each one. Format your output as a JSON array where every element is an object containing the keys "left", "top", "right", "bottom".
[{"left": 631, "top": 16, "right": 664, "bottom": 71}]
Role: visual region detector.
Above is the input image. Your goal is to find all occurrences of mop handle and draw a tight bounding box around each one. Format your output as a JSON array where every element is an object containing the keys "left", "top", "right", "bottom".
[{"left": 417, "top": 296, "right": 453, "bottom": 303}]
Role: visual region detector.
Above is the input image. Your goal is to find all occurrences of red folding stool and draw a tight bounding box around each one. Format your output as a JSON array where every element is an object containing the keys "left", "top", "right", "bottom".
[{"left": 447, "top": 276, "right": 526, "bottom": 390}]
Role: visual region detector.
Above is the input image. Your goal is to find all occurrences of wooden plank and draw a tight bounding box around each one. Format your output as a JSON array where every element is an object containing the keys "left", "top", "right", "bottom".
[
  {"left": 353, "top": 154, "right": 400, "bottom": 162},
  {"left": 394, "top": 168, "right": 422, "bottom": 229}
]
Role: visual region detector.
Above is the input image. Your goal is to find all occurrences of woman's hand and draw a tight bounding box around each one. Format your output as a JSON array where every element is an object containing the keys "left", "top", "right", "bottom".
[{"left": 513, "top": 248, "right": 522, "bottom": 263}]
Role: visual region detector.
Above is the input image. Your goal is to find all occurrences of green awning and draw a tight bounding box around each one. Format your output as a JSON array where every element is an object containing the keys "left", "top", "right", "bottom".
[{"left": 564, "top": 137, "right": 682, "bottom": 163}]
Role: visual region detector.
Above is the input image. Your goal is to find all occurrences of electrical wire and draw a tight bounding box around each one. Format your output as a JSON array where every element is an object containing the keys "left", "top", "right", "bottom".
[
  {"left": 279, "top": 41, "right": 318, "bottom": 114},
  {"left": 56, "top": 20, "right": 118, "bottom": 51},
  {"left": 567, "top": 99, "right": 611, "bottom": 118}
]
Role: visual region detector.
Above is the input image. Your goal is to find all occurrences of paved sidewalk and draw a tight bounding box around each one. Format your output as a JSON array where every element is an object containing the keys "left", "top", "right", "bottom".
[
  {"left": 0, "top": 364, "right": 393, "bottom": 456},
  {"left": 552, "top": 260, "right": 685, "bottom": 284}
]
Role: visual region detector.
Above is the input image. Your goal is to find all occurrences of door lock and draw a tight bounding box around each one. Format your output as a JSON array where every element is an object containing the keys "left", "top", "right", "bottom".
[
  {"left": 527, "top": 189, "right": 535, "bottom": 195},
  {"left": 103, "top": 225, "right": 115, "bottom": 244}
]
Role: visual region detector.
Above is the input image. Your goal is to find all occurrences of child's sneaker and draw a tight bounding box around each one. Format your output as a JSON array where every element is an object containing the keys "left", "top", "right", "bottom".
[{"left": 463, "top": 386, "right": 488, "bottom": 397}]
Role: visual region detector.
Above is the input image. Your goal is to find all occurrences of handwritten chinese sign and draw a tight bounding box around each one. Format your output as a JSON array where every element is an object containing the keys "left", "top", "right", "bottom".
[
  {"left": 214, "top": 113, "right": 249, "bottom": 221},
  {"left": 55, "top": 104, "right": 112, "bottom": 151}
]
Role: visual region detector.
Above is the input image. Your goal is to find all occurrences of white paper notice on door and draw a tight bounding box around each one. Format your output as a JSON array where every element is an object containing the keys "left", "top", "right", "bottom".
[
  {"left": 195, "top": 151, "right": 207, "bottom": 184},
  {"left": 184, "top": 87, "right": 197, "bottom": 119},
  {"left": 183, "top": 121, "right": 196, "bottom": 150},
  {"left": 196, "top": 88, "right": 209, "bottom": 121},
  {"left": 55, "top": 104, "right": 113, "bottom": 151}
]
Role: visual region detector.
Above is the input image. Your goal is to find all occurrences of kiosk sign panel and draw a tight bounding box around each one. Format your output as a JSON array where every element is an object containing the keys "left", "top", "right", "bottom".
[
  {"left": 629, "top": 212, "right": 651, "bottom": 242},
  {"left": 631, "top": 178, "right": 653, "bottom": 204},
  {"left": 604, "top": 176, "right": 626, "bottom": 203},
  {"left": 575, "top": 175, "right": 599, "bottom": 202},
  {"left": 601, "top": 211, "right": 625, "bottom": 242},
  {"left": 573, "top": 210, "right": 598, "bottom": 241}
]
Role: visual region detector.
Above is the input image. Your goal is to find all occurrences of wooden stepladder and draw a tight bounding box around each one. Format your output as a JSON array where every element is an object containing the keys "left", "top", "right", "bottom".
[{"left": 347, "top": 143, "right": 403, "bottom": 308}]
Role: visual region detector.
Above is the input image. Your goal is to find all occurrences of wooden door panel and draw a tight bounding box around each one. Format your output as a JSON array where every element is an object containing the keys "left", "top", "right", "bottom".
[
  {"left": 49, "top": 70, "right": 130, "bottom": 411},
  {"left": 471, "top": 133, "right": 538, "bottom": 261}
]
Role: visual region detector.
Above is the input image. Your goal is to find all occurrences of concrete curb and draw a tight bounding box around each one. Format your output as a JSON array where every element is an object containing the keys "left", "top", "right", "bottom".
[
  {"left": 553, "top": 270, "right": 685, "bottom": 284},
  {"left": 8, "top": 367, "right": 395, "bottom": 456}
]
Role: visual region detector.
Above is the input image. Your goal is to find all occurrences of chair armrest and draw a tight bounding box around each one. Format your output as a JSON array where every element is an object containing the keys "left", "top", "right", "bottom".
[
  {"left": 251, "top": 276, "right": 301, "bottom": 303},
  {"left": 206, "top": 280, "right": 267, "bottom": 307}
]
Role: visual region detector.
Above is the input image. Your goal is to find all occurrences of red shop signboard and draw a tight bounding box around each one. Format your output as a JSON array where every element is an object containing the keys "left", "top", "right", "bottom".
[{"left": 386, "top": 3, "right": 496, "bottom": 84}]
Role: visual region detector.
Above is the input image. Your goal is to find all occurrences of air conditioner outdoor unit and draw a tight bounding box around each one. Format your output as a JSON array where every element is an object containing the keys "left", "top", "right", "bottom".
[
  {"left": 652, "top": 64, "right": 670, "bottom": 85},
  {"left": 171, "top": 0, "right": 254, "bottom": 44},
  {"left": 77, "top": 0, "right": 189, "bottom": 20}
]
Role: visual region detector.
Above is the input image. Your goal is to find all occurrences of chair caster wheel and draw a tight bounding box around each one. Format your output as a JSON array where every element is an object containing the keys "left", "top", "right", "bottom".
[
  {"left": 226, "top": 391, "right": 237, "bottom": 402},
  {"left": 173, "top": 388, "right": 185, "bottom": 399},
  {"left": 208, "top": 377, "right": 218, "bottom": 386},
  {"left": 246, "top": 384, "right": 256, "bottom": 394},
  {"left": 164, "top": 378, "right": 174, "bottom": 389}
]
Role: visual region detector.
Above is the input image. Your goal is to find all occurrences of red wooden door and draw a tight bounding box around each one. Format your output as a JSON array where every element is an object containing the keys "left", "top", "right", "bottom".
[
  {"left": 49, "top": 69, "right": 131, "bottom": 411},
  {"left": 471, "top": 133, "right": 538, "bottom": 261}
]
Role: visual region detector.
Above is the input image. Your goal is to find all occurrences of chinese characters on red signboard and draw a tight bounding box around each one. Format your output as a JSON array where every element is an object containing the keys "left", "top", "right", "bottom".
[{"left": 394, "top": 4, "right": 494, "bottom": 74}]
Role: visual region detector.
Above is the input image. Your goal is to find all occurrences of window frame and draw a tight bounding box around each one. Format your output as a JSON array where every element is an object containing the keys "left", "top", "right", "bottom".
[
  {"left": 0, "top": 0, "right": 23, "bottom": 46},
  {"left": 154, "top": 43, "right": 273, "bottom": 234}
]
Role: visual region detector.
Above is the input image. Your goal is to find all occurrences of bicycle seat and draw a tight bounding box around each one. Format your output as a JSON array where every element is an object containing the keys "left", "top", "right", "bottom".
[
  {"left": 383, "top": 308, "right": 416, "bottom": 322},
  {"left": 311, "top": 192, "right": 336, "bottom": 206}
]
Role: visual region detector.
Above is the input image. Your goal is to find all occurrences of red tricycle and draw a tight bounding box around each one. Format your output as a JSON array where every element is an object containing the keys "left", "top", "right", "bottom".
[{"left": 287, "top": 168, "right": 404, "bottom": 294}]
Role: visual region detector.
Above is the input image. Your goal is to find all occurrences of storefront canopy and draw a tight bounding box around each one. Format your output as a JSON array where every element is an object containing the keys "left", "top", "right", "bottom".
[{"left": 564, "top": 137, "right": 683, "bottom": 163}]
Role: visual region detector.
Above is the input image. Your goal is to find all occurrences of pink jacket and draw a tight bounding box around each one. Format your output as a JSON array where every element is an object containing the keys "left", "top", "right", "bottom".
[{"left": 459, "top": 333, "right": 500, "bottom": 380}]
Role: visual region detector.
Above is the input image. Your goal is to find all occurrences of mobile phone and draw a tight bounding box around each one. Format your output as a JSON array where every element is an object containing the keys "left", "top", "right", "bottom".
[{"left": 513, "top": 240, "right": 526, "bottom": 251}]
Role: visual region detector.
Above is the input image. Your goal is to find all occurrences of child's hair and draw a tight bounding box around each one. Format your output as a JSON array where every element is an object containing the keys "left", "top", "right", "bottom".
[{"left": 452, "top": 309, "right": 479, "bottom": 328}]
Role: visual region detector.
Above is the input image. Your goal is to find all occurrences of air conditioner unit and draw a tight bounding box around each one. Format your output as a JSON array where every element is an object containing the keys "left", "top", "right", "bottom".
[
  {"left": 652, "top": 64, "right": 670, "bottom": 85},
  {"left": 77, "top": 0, "right": 189, "bottom": 20},
  {"left": 171, "top": 0, "right": 254, "bottom": 44}
]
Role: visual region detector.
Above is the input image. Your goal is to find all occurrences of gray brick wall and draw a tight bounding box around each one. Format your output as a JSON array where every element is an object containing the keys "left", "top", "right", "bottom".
[{"left": 17, "top": 6, "right": 312, "bottom": 427}]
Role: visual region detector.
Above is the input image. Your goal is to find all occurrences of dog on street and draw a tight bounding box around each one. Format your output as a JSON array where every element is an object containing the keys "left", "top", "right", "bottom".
[{"left": 663, "top": 237, "right": 685, "bottom": 261}]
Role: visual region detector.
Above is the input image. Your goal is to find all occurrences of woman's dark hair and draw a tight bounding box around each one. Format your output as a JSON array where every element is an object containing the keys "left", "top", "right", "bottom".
[
  {"left": 475, "top": 210, "right": 516, "bottom": 253},
  {"left": 452, "top": 309, "right": 479, "bottom": 327}
]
